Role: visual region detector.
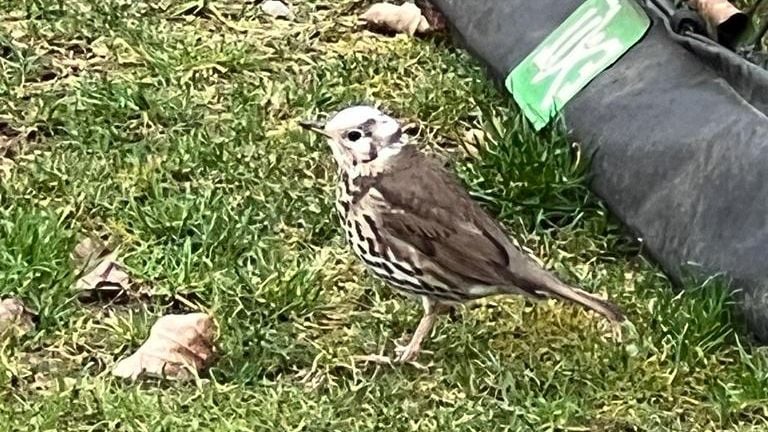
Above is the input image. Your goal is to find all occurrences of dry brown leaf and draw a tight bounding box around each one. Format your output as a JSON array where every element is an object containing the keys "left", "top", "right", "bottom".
[
  {"left": 112, "top": 313, "right": 217, "bottom": 380},
  {"left": 360, "top": 2, "right": 431, "bottom": 36},
  {"left": 74, "top": 252, "right": 133, "bottom": 302},
  {"left": 72, "top": 234, "right": 137, "bottom": 302},
  {"left": 71, "top": 235, "right": 112, "bottom": 270},
  {"left": 0, "top": 298, "right": 36, "bottom": 337}
]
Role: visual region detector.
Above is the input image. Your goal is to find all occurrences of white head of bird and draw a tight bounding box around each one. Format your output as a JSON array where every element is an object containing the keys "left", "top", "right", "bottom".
[{"left": 300, "top": 105, "right": 407, "bottom": 172}]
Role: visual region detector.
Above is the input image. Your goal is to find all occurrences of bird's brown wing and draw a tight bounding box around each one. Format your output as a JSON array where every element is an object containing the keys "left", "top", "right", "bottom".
[{"left": 371, "top": 149, "right": 545, "bottom": 297}]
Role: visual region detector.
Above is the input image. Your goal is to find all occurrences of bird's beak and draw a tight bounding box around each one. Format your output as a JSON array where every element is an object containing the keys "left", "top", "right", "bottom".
[{"left": 299, "top": 120, "right": 330, "bottom": 138}]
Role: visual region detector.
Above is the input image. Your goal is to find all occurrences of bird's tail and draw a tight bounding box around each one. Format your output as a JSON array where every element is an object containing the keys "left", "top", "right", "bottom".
[
  {"left": 547, "top": 282, "right": 625, "bottom": 323},
  {"left": 519, "top": 268, "right": 625, "bottom": 323}
]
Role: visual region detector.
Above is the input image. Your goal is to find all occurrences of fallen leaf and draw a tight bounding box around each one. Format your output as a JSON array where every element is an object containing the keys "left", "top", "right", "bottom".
[
  {"left": 112, "top": 313, "right": 217, "bottom": 380},
  {"left": 260, "top": 0, "right": 294, "bottom": 19},
  {"left": 360, "top": 2, "right": 430, "bottom": 36},
  {"left": 0, "top": 298, "right": 36, "bottom": 337},
  {"left": 71, "top": 235, "right": 112, "bottom": 271},
  {"left": 72, "top": 234, "right": 137, "bottom": 302},
  {"left": 75, "top": 254, "right": 133, "bottom": 302}
]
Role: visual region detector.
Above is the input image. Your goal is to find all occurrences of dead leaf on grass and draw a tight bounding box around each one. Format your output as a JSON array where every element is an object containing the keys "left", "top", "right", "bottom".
[
  {"left": 74, "top": 254, "right": 134, "bottom": 303},
  {"left": 71, "top": 235, "right": 113, "bottom": 270},
  {"left": 72, "top": 235, "right": 136, "bottom": 303},
  {"left": 360, "top": 2, "right": 431, "bottom": 36},
  {"left": 112, "top": 313, "right": 217, "bottom": 381},
  {"left": 0, "top": 298, "right": 36, "bottom": 337}
]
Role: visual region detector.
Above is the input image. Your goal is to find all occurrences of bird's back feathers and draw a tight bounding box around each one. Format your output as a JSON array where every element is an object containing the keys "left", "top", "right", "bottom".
[{"left": 362, "top": 145, "right": 624, "bottom": 322}]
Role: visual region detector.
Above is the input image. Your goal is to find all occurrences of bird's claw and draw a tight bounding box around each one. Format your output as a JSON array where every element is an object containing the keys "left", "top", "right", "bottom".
[
  {"left": 393, "top": 343, "right": 431, "bottom": 369},
  {"left": 351, "top": 354, "right": 394, "bottom": 365},
  {"left": 351, "top": 345, "right": 431, "bottom": 370},
  {"left": 393, "top": 343, "right": 420, "bottom": 363}
]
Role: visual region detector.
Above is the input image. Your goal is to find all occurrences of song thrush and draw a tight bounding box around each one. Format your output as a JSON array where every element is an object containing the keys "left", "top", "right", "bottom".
[{"left": 300, "top": 105, "right": 624, "bottom": 364}]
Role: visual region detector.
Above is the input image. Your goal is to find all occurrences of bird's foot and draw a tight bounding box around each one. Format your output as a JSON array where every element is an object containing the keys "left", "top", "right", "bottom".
[
  {"left": 394, "top": 341, "right": 421, "bottom": 363},
  {"left": 351, "top": 343, "right": 430, "bottom": 370},
  {"left": 352, "top": 304, "right": 438, "bottom": 370},
  {"left": 351, "top": 354, "right": 394, "bottom": 365},
  {"left": 393, "top": 341, "right": 431, "bottom": 370}
]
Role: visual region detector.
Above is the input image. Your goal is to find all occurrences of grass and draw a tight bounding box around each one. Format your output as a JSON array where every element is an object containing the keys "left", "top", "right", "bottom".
[{"left": 1, "top": 0, "right": 768, "bottom": 430}]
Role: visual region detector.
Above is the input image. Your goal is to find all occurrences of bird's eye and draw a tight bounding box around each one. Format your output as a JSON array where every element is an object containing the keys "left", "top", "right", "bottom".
[{"left": 346, "top": 129, "right": 363, "bottom": 142}]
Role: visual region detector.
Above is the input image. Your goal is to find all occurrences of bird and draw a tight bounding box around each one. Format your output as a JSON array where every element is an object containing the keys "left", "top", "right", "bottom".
[{"left": 299, "top": 105, "right": 625, "bottom": 364}]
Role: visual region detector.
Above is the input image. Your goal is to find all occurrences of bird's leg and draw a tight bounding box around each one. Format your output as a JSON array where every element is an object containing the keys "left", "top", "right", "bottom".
[
  {"left": 394, "top": 297, "right": 450, "bottom": 363},
  {"left": 394, "top": 312, "right": 436, "bottom": 363},
  {"left": 352, "top": 298, "right": 449, "bottom": 367}
]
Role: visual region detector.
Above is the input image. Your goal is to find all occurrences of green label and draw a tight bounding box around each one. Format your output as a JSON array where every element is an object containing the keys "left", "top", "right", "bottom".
[{"left": 506, "top": 0, "right": 650, "bottom": 130}]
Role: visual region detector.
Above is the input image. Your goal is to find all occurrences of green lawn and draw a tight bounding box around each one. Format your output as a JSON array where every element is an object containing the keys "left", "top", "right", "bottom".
[{"left": 2, "top": 0, "right": 768, "bottom": 430}]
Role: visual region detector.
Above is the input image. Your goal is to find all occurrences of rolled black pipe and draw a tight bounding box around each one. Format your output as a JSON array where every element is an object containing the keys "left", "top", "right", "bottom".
[{"left": 432, "top": 0, "right": 768, "bottom": 341}]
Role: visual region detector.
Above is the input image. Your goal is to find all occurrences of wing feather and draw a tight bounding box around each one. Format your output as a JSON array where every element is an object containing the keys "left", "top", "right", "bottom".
[{"left": 371, "top": 148, "right": 544, "bottom": 297}]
